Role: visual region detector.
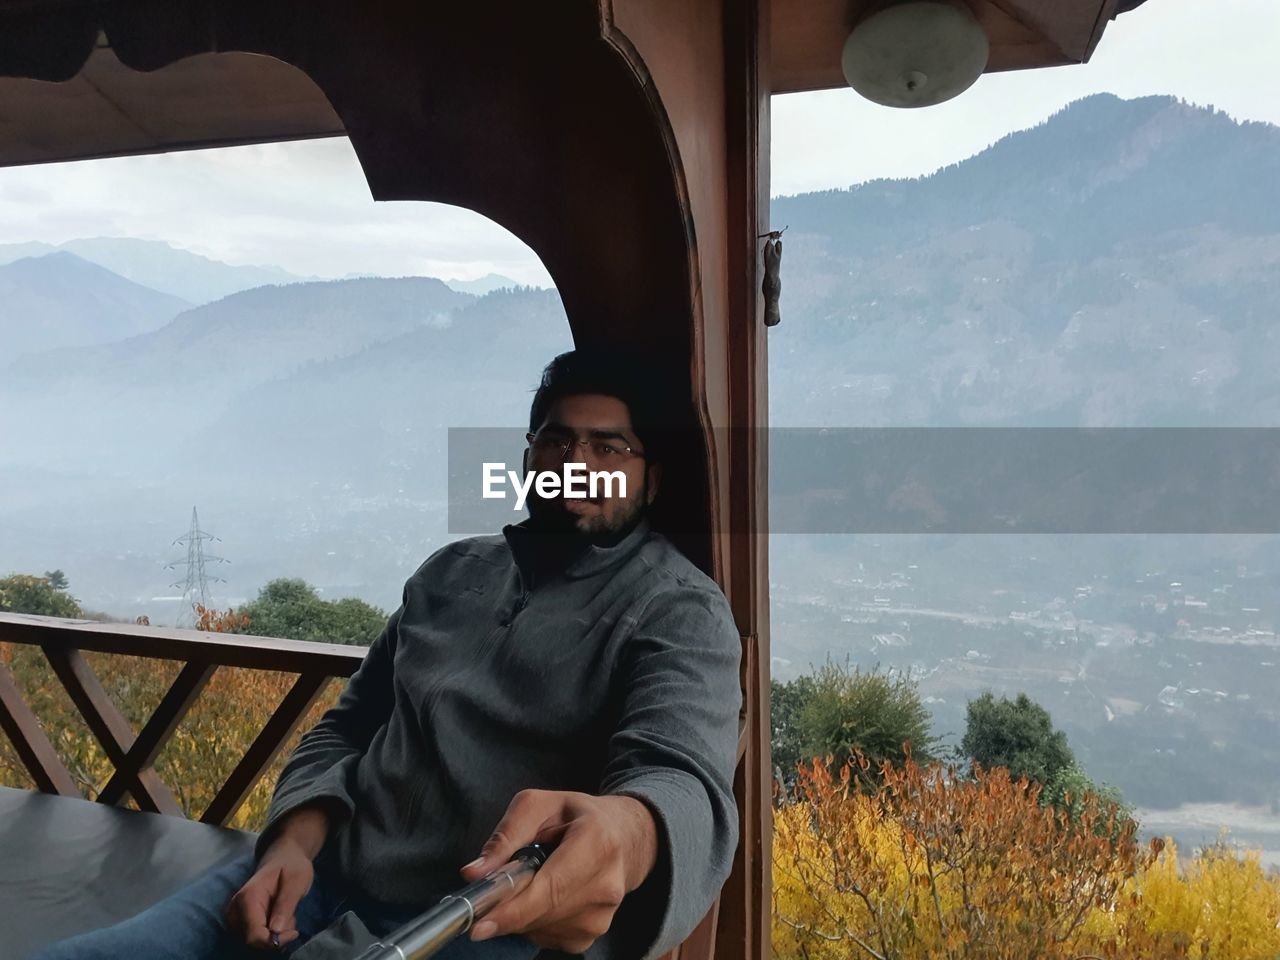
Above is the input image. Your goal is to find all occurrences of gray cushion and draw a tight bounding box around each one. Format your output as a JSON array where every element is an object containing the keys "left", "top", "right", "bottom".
[{"left": 0, "top": 786, "right": 255, "bottom": 959}]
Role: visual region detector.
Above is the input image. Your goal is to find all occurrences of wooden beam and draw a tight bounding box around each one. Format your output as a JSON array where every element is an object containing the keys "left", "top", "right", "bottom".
[
  {"left": 0, "top": 661, "right": 78, "bottom": 797},
  {"left": 42, "top": 646, "right": 183, "bottom": 816},
  {"left": 1, "top": 612, "right": 366, "bottom": 677},
  {"left": 97, "top": 661, "right": 216, "bottom": 808},
  {"left": 720, "top": 0, "right": 773, "bottom": 956},
  {"left": 676, "top": 899, "right": 722, "bottom": 960},
  {"left": 200, "top": 672, "right": 331, "bottom": 827}
]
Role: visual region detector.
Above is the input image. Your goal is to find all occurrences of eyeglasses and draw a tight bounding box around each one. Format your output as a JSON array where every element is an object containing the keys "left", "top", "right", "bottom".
[{"left": 525, "top": 430, "right": 646, "bottom": 465}]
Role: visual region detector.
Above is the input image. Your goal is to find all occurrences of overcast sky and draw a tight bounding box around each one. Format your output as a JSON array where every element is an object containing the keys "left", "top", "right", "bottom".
[{"left": 0, "top": 0, "right": 1275, "bottom": 285}]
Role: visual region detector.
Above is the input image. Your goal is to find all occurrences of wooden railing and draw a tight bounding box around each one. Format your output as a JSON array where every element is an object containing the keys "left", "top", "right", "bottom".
[{"left": 0, "top": 611, "right": 366, "bottom": 826}]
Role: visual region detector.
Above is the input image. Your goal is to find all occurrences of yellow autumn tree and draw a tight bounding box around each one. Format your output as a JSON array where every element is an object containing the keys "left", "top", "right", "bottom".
[
  {"left": 773, "top": 756, "right": 1280, "bottom": 960},
  {"left": 773, "top": 756, "right": 1137, "bottom": 960},
  {"left": 1086, "top": 836, "right": 1280, "bottom": 960}
]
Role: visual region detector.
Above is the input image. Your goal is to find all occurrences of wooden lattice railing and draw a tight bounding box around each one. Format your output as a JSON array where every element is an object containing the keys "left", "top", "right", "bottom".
[{"left": 0, "top": 611, "right": 366, "bottom": 826}]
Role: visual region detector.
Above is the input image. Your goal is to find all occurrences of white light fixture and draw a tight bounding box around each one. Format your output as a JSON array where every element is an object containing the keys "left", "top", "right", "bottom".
[{"left": 841, "top": 0, "right": 990, "bottom": 108}]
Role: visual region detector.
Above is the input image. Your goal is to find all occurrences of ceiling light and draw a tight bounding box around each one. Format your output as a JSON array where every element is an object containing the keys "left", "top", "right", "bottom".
[{"left": 841, "top": 0, "right": 990, "bottom": 108}]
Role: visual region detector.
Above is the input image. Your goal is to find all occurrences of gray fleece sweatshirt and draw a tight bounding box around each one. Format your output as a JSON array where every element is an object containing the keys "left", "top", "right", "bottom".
[{"left": 257, "top": 517, "right": 742, "bottom": 960}]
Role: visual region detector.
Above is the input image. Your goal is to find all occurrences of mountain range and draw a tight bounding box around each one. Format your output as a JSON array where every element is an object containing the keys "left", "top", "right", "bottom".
[
  {"left": 2, "top": 93, "right": 1278, "bottom": 823},
  {"left": 0, "top": 252, "right": 190, "bottom": 360},
  {"left": 0, "top": 237, "right": 310, "bottom": 305},
  {"left": 0, "top": 236, "right": 526, "bottom": 332},
  {"left": 769, "top": 94, "right": 1280, "bottom": 427}
]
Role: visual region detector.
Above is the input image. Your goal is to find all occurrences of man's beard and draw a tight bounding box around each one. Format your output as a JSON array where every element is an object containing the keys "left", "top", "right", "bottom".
[{"left": 526, "top": 469, "right": 650, "bottom": 546}]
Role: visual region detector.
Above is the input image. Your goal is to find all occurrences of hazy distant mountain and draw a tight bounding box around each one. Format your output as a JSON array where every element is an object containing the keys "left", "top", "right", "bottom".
[
  {"left": 0, "top": 276, "right": 476, "bottom": 468},
  {"left": 0, "top": 241, "right": 54, "bottom": 262},
  {"left": 770, "top": 93, "right": 1280, "bottom": 428},
  {"left": 6, "top": 275, "right": 471, "bottom": 381},
  {"left": 196, "top": 286, "right": 571, "bottom": 486},
  {"left": 6, "top": 93, "right": 1279, "bottom": 518},
  {"left": 442, "top": 273, "right": 526, "bottom": 296},
  {"left": 5, "top": 94, "right": 1277, "bottom": 510},
  {"left": 0, "top": 237, "right": 311, "bottom": 304},
  {"left": 0, "top": 252, "right": 190, "bottom": 361}
]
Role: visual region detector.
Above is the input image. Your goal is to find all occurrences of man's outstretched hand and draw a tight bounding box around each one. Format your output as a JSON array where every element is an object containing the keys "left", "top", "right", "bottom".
[{"left": 461, "top": 790, "right": 659, "bottom": 954}]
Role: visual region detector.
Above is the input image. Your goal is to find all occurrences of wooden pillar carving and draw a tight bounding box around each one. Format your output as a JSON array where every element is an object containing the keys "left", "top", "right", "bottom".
[{"left": 604, "top": 1, "right": 772, "bottom": 957}]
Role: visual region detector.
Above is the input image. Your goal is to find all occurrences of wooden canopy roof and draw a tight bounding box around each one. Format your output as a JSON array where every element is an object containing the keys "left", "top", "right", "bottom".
[
  {"left": 0, "top": 0, "right": 1150, "bottom": 168},
  {"left": 773, "top": 0, "right": 1151, "bottom": 93}
]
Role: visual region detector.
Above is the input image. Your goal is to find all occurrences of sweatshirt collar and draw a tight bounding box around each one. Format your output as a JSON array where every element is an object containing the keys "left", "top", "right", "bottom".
[{"left": 503, "top": 516, "right": 651, "bottom": 583}]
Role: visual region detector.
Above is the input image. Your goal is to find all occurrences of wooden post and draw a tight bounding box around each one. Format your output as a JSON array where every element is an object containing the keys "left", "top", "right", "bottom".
[{"left": 605, "top": 2, "right": 773, "bottom": 956}]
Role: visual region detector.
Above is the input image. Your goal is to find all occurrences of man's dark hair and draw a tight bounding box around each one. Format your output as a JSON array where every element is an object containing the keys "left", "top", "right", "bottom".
[{"left": 528, "top": 348, "right": 672, "bottom": 460}]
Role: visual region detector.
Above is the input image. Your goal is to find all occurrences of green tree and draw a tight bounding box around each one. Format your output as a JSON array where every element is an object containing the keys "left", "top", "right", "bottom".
[
  {"left": 43, "top": 569, "right": 69, "bottom": 591},
  {"left": 771, "top": 673, "right": 817, "bottom": 788},
  {"left": 1042, "top": 760, "right": 1133, "bottom": 833},
  {"left": 0, "top": 573, "right": 81, "bottom": 618},
  {"left": 233, "top": 577, "right": 386, "bottom": 645},
  {"left": 775, "top": 660, "right": 936, "bottom": 791},
  {"left": 961, "top": 694, "right": 1131, "bottom": 830},
  {"left": 961, "top": 692, "right": 1075, "bottom": 786},
  {"left": 324, "top": 597, "right": 390, "bottom": 645}
]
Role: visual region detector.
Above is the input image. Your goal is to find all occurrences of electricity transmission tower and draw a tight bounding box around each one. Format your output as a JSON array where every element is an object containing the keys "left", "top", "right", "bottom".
[{"left": 167, "top": 506, "right": 228, "bottom": 627}]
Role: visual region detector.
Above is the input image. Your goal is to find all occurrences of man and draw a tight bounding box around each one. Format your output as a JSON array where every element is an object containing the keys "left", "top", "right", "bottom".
[{"left": 33, "top": 349, "right": 742, "bottom": 960}]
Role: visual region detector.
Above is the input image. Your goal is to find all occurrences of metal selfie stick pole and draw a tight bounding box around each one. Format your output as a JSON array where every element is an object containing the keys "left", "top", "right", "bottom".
[{"left": 350, "top": 844, "right": 550, "bottom": 960}]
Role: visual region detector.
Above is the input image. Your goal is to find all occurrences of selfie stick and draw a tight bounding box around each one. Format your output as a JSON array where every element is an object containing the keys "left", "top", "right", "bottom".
[{"left": 350, "top": 844, "right": 550, "bottom": 960}]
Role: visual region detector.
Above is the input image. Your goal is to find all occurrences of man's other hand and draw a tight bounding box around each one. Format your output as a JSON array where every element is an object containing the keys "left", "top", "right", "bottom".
[
  {"left": 225, "top": 804, "right": 330, "bottom": 949},
  {"left": 461, "top": 790, "right": 659, "bottom": 954}
]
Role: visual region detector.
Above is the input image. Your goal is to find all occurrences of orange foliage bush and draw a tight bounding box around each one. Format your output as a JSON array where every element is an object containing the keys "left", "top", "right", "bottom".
[
  {"left": 194, "top": 604, "right": 251, "bottom": 633},
  {"left": 773, "top": 757, "right": 1280, "bottom": 960}
]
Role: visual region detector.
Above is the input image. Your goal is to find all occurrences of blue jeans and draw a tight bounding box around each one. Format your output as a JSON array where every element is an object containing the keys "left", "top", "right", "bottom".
[{"left": 29, "top": 850, "right": 539, "bottom": 960}]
